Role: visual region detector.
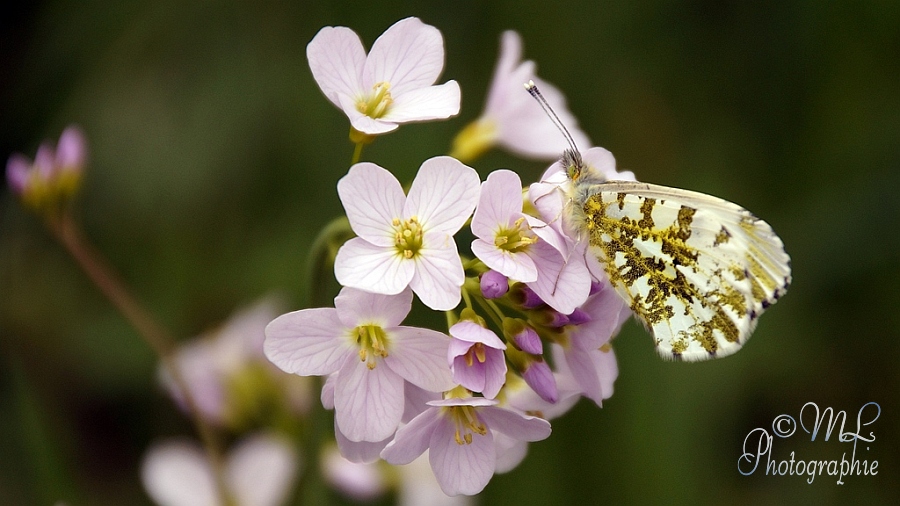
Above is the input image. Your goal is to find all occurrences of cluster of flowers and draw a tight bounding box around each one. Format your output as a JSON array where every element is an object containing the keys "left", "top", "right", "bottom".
[
  {"left": 5, "top": 15, "right": 642, "bottom": 503},
  {"left": 263, "top": 17, "right": 638, "bottom": 496}
]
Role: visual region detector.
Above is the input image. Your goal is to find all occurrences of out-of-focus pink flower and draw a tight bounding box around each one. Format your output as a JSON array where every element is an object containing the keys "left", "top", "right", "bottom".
[
  {"left": 334, "top": 157, "right": 480, "bottom": 311},
  {"left": 141, "top": 433, "right": 298, "bottom": 506},
  {"left": 6, "top": 125, "right": 87, "bottom": 210},
  {"left": 450, "top": 31, "right": 590, "bottom": 162},
  {"left": 307, "top": 17, "right": 460, "bottom": 135}
]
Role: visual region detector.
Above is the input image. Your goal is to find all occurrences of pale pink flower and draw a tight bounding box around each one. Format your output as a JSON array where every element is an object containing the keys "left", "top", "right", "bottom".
[
  {"left": 307, "top": 17, "right": 460, "bottom": 135},
  {"left": 473, "top": 169, "right": 588, "bottom": 313},
  {"left": 141, "top": 433, "right": 297, "bottom": 506},
  {"left": 334, "top": 157, "right": 480, "bottom": 311},
  {"left": 381, "top": 397, "right": 551, "bottom": 496},
  {"left": 448, "top": 320, "right": 507, "bottom": 399},
  {"left": 264, "top": 287, "right": 455, "bottom": 442},
  {"left": 554, "top": 281, "right": 630, "bottom": 406},
  {"left": 450, "top": 31, "right": 589, "bottom": 162}
]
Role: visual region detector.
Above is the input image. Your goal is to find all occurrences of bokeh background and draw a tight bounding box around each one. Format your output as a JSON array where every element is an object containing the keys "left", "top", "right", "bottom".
[{"left": 2, "top": 1, "right": 899, "bottom": 504}]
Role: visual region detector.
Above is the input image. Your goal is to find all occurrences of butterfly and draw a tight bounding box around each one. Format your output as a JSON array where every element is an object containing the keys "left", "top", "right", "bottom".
[{"left": 527, "top": 82, "right": 791, "bottom": 361}]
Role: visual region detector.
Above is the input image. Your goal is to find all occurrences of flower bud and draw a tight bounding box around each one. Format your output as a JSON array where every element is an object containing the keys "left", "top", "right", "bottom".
[
  {"left": 522, "top": 360, "right": 558, "bottom": 404},
  {"left": 480, "top": 269, "right": 509, "bottom": 299},
  {"left": 503, "top": 318, "right": 542, "bottom": 355}
]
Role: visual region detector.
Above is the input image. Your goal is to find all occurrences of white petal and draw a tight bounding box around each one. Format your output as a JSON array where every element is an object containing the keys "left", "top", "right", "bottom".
[
  {"left": 470, "top": 169, "right": 523, "bottom": 239},
  {"left": 526, "top": 241, "right": 590, "bottom": 314},
  {"left": 471, "top": 239, "right": 537, "bottom": 283},
  {"left": 264, "top": 308, "right": 354, "bottom": 376},
  {"left": 337, "top": 163, "right": 405, "bottom": 246},
  {"left": 381, "top": 407, "right": 442, "bottom": 465},
  {"left": 335, "top": 419, "right": 391, "bottom": 464},
  {"left": 398, "top": 454, "right": 474, "bottom": 506},
  {"left": 334, "top": 286, "right": 413, "bottom": 329},
  {"left": 409, "top": 241, "right": 464, "bottom": 311},
  {"left": 364, "top": 17, "right": 445, "bottom": 95},
  {"left": 448, "top": 321, "right": 506, "bottom": 349},
  {"left": 384, "top": 327, "right": 455, "bottom": 392},
  {"left": 483, "top": 31, "right": 523, "bottom": 116},
  {"left": 406, "top": 157, "right": 480, "bottom": 236},
  {"left": 228, "top": 434, "right": 298, "bottom": 506},
  {"left": 382, "top": 81, "right": 461, "bottom": 123},
  {"left": 307, "top": 26, "right": 366, "bottom": 109},
  {"left": 141, "top": 439, "right": 217, "bottom": 506},
  {"left": 563, "top": 345, "right": 604, "bottom": 406},
  {"left": 335, "top": 355, "right": 405, "bottom": 442},
  {"left": 492, "top": 432, "right": 528, "bottom": 474},
  {"left": 479, "top": 407, "right": 552, "bottom": 442},
  {"left": 334, "top": 238, "right": 414, "bottom": 295},
  {"left": 429, "top": 418, "right": 495, "bottom": 496}
]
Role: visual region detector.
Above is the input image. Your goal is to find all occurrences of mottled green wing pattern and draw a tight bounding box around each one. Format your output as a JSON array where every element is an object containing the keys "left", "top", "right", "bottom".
[{"left": 576, "top": 181, "right": 791, "bottom": 361}]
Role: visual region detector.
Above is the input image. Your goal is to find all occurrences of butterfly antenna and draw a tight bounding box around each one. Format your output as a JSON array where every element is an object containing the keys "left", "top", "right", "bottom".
[{"left": 524, "top": 80, "right": 582, "bottom": 163}]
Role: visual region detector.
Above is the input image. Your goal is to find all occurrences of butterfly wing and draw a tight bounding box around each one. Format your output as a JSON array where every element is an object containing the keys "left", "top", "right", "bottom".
[{"left": 574, "top": 180, "right": 791, "bottom": 361}]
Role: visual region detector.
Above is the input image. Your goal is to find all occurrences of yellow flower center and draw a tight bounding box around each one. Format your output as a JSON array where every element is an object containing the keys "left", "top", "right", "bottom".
[
  {"left": 357, "top": 82, "right": 393, "bottom": 119},
  {"left": 393, "top": 216, "right": 424, "bottom": 259},
  {"left": 463, "top": 342, "right": 488, "bottom": 367},
  {"left": 494, "top": 217, "right": 537, "bottom": 253},
  {"left": 354, "top": 324, "right": 389, "bottom": 370},
  {"left": 448, "top": 405, "right": 488, "bottom": 445}
]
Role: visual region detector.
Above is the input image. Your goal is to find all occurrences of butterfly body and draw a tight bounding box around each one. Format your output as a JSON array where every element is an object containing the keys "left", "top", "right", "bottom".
[{"left": 565, "top": 152, "right": 791, "bottom": 361}]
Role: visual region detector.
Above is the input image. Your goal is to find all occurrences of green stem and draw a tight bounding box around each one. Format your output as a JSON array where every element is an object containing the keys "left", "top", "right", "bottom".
[
  {"left": 47, "top": 212, "right": 236, "bottom": 506},
  {"left": 351, "top": 141, "right": 365, "bottom": 165},
  {"left": 304, "top": 215, "right": 354, "bottom": 308}
]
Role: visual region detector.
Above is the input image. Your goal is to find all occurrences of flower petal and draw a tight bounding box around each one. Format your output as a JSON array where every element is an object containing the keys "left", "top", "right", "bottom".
[
  {"left": 562, "top": 345, "right": 605, "bottom": 406},
  {"left": 471, "top": 239, "right": 538, "bottom": 283},
  {"left": 448, "top": 321, "right": 506, "bottom": 349},
  {"left": 481, "top": 347, "right": 508, "bottom": 399},
  {"left": 526, "top": 240, "right": 590, "bottom": 314},
  {"left": 382, "top": 81, "right": 461, "bottom": 123},
  {"left": 228, "top": 434, "right": 298, "bottom": 506},
  {"left": 493, "top": 432, "right": 529, "bottom": 474},
  {"left": 264, "top": 308, "right": 353, "bottom": 376},
  {"left": 335, "top": 354, "right": 405, "bottom": 442},
  {"left": 405, "top": 157, "right": 480, "bottom": 236},
  {"left": 6, "top": 154, "right": 31, "bottom": 193},
  {"left": 381, "top": 407, "right": 442, "bottom": 465},
  {"left": 334, "top": 237, "right": 414, "bottom": 295},
  {"left": 141, "top": 439, "right": 217, "bottom": 506},
  {"left": 471, "top": 169, "right": 523, "bottom": 238},
  {"left": 408, "top": 240, "right": 464, "bottom": 311},
  {"left": 307, "top": 26, "right": 366, "bottom": 109},
  {"left": 337, "top": 162, "right": 405, "bottom": 245},
  {"left": 334, "top": 286, "right": 413, "bottom": 329},
  {"left": 429, "top": 416, "right": 495, "bottom": 496},
  {"left": 335, "top": 419, "right": 391, "bottom": 464},
  {"left": 384, "top": 326, "right": 455, "bottom": 392},
  {"left": 479, "top": 407, "right": 552, "bottom": 442},
  {"left": 364, "top": 17, "right": 444, "bottom": 95}
]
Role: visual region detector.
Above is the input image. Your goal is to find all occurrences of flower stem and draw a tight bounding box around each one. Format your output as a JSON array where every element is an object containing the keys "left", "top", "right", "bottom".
[
  {"left": 351, "top": 141, "right": 365, "bottom": 165},
  {"left": 46, "top": 212, "right": 236, "bottom": 506},
  {"left": 304, "top": 215, "right": 354, "bottom": 308}
]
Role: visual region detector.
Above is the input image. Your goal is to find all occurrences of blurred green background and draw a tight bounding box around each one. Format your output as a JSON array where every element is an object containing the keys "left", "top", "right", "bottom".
[{"left": 2, "top": 1, "right": 899, "bottom": 504}]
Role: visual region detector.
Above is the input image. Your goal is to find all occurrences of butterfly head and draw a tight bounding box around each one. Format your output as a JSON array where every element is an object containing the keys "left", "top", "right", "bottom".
[{"left": 561, "top": 148, "right": 584, "bottom": 182}]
